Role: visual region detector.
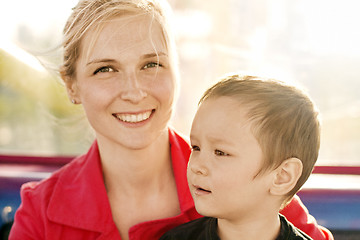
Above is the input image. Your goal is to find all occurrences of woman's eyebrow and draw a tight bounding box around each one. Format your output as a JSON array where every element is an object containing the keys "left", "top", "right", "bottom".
[
  {"left": 86, "top": 58, "right": 117, "bottom": 66},
  {"left": 86, "top": 53, "right": 168, "bottom": 66},
  {"left": 141, "top": 52, "right": 167, "bottom": 59}
]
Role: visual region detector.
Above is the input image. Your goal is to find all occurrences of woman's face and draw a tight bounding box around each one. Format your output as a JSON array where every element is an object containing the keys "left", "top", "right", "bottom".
[{"left": 67, "top": 14, "right": 175, "bottom": 150}]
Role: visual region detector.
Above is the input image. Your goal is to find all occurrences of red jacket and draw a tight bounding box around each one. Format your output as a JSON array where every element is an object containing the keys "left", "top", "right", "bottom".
[{"left": 9, "top": 129, "right": 333, "bottom": 240}]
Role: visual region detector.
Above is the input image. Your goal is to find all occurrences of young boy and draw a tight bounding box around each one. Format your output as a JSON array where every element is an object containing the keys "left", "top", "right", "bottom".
[{"left": 161, "top": 74, "right": 320, "bottom": 240}]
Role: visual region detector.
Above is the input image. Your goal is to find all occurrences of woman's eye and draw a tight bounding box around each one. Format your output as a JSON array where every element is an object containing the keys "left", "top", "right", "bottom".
[
  {"left": 215, "top": 149, "right": 229, "bottom": 156},
  {"left": 143, "top": 62, "right": 161, "bottom": 69},
  {"left": 94, "top": 66, "right": 115, "bottom": 74},
  {"left": 191, "top": 145, "right": 200, "bottom": 151}
]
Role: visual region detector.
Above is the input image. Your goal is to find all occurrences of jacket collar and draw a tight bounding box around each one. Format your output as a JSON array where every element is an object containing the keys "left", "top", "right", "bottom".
[
  {"left": 47, "top": 141, "right": 115, "bottom": 232},
  {"left": 47, "top": 128, "right": 194, "bottom": 232},
  {"left": 168, "top": 128, "right": 194, "bottom": 212}
]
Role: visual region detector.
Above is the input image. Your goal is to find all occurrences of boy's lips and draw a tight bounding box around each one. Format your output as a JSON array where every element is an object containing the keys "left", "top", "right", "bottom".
[
  {"left": 193, "top": 184, "right": 212, "bottom": 195},
  {"left": 113, "top": 109, "right": 154, "bottom": 123}
]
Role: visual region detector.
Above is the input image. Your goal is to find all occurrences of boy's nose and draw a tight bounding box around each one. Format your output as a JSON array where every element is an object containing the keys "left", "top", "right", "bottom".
[{"left": 189, "top": 157, "right": 208, "bottom": 176}]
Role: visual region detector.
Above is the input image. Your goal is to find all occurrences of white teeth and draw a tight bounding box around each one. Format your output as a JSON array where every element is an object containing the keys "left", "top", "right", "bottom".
[{"left": 115, "top": 111, "right": 152, "bottom": 123}]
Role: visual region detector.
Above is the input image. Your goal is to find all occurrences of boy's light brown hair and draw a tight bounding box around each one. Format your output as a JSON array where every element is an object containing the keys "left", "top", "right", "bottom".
[{"left": 199, "top": 74, "right": 321, "bottom": 203}]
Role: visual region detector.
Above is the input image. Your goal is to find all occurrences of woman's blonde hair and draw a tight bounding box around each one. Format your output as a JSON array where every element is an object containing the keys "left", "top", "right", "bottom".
[
  {"left": 60, "top": 0, "right": 179, "bottom": 85},
  {"left": 200, "top": 74, "right": 321, "bottom": 203}
]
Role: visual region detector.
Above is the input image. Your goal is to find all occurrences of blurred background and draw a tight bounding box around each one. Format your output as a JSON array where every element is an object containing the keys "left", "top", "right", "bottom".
[{"left": 0, "top": 0, "right": 359, "bottom": 165}]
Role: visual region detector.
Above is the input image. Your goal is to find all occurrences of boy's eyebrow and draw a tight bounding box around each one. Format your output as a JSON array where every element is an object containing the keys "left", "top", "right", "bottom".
[
  {"left": 189, "top": 133, "right": 197, "bottom": 142},
  {"left": 208, "top": 137, "right": 232, "bottom": 145},
  {"left": 190, "top": 133, "right": 234, "bottom": 146}
]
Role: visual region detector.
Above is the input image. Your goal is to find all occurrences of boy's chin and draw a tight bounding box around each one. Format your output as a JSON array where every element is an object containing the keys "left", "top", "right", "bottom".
[{"left": 194, "top": 204, "right": 214, "bottom": 217}]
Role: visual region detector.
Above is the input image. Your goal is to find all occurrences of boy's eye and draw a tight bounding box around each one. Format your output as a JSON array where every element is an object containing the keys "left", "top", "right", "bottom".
[
  {"left": 191, "top": 145, "right": 200, "bottom": 151},
  {"left": 94, "top": 66, "right": 115, "bottom": 74},
  {"left": 214, "top": 149, "right": 229, "bottom": 156},
  {"left": 143, "top": 62, "right": 161, "bottom": 69}
]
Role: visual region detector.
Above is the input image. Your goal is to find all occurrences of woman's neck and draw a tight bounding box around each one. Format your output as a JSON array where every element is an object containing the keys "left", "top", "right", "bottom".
[
  {"left": 98, "top": 129, "right": 172, "bottom": 197},
  {"left": 97, "top": 129, "right": 181, "bottom": 239}
]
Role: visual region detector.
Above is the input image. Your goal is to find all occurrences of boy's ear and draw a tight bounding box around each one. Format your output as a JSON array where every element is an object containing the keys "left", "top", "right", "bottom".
[
  {"left": 270, "top": 158, "right": 303, "bottom": 196},
  {"left": 62, "top": 74, "right": 81, "bottom": 104}
]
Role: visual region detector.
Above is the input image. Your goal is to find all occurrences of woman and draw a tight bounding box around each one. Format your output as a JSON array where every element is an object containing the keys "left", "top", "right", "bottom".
[{"left": 9, "top": 0, "right": 333, "bottom": 239}]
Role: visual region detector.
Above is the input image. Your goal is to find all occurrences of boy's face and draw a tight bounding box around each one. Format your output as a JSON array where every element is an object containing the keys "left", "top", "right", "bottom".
[{"left": 188, "top": 96, "right": 275, "bottom": 222}]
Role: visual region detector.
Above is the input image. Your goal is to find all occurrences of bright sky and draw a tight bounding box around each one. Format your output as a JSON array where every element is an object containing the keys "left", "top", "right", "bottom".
[
  {"left": 0, "top": 0, "right": 77, "bottom": 41},
  {"left": 301, "top": 0, "right": 360, "bottom": 56},
  {"left": 1, "top": 0, "right": 360, "bottom": 70},
  {"left": 2, "top": 0, "right": 360, "bottom": 52},
  {"left": 0, "top": 0, "right": 77, "bottom": 70}
]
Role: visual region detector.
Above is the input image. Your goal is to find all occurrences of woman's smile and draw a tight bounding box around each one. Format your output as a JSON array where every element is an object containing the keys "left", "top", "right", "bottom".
[{"left": 113, "top": 109, "right": 155, "bottom": 123}]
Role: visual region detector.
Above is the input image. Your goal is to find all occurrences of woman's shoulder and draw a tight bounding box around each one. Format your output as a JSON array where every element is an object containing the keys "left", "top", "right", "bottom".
[
  {"left": 20, "top": 153, "right": 87, "bottom": 203},
  {"left": 168, "top": 128, "right": 191, "bottom": 153},
  {"left": 168, "top": 127, "right": 189, "bottom": 142}
]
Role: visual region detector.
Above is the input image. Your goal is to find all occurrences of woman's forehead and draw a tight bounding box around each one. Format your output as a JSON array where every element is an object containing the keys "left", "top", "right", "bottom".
[{"left": 80, "top": 14, "right": 167, "bottom": 61}]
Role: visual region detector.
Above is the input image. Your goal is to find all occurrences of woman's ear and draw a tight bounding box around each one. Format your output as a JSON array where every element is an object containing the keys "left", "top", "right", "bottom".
[
  {"left": 270, "top": 158, "right": 303, "bottom": 196},
  {"left": 62, "top": 74, "right": 80, "bottom": 104}
]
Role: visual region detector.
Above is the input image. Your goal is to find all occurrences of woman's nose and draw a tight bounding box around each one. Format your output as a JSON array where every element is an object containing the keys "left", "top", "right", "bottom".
[{"left": 120, "top": 72, "right": 148, "bottom": 103}]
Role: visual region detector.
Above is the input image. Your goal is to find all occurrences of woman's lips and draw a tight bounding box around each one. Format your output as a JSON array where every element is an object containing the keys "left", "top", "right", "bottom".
[{"left": 113, "top": 109, "right": 154, "bottom": 123}]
